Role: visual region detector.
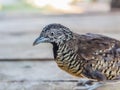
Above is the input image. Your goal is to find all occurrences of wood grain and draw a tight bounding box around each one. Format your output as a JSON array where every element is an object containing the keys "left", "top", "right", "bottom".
[
  {"left": 0, "top": 60, "right": 119, "bottom": 90},
  {"left": 0, "top": 13, "right": 120, "bottom": 59}
]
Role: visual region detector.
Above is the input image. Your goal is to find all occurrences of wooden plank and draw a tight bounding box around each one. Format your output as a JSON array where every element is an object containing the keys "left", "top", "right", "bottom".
[
  {"left": 0, "top": 61, "right": 120, "bottom": 90},
  {"left": 0, "top": 58, "right": 53, "bottom": 61},
  {"left": 0, "top": 61, "right": 75, "bottom": 81},
  {"left": 0, "top": 33, "right": 120, "bottom": 59},
  {"left": 0, "top": 13, "right": 120, "bottom": 59},
  {"left": 1, "top": 80, "right": 120, "bottom": 90}
]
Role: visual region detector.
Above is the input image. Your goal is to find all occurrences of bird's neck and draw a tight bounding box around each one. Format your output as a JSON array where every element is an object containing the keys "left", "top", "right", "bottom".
[
  {"left": 51, "top": 42, "right": 59, "bottom": 59},
  {"left": 51, "top": 40, "right": 69, "bottom": 59}
]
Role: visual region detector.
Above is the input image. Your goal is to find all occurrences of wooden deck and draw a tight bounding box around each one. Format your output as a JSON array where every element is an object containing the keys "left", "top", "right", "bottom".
[
  {"left": 0, "top": 60, "right": 119, "bottom": 90},
  {"left": 1, "top": 12, "right": 120, "bottom": 59},
  {"left": 0, "top": 12, "right": 120, "bottom": 90}
]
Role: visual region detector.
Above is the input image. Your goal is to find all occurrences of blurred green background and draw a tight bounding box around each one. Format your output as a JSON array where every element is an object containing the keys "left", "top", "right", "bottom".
[{"left": 0, "top": 0, "right": 113, "bottom": 14}]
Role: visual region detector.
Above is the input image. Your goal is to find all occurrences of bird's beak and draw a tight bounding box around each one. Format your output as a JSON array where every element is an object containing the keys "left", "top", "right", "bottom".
[{"left": 33, "top": 37, "right": 49, "bottom": 46}]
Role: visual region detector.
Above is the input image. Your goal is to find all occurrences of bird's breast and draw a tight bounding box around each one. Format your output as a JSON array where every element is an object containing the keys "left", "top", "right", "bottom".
[{"left": 55, "top": 44, "right": 84, "bottom": 77}]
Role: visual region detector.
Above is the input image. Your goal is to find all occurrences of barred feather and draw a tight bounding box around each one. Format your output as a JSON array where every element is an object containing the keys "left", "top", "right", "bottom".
[{"left": 34, "top": 24, "right": 120, "bottom": 81}]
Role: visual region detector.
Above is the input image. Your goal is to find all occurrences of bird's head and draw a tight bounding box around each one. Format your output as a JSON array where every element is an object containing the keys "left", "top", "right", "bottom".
[{"left": 33, "top": 23, "right": 73, "bottom": 45}]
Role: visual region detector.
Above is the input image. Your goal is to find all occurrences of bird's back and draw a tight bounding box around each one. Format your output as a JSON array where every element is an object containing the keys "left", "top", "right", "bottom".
[{"left": 55, "top": 33, "right": 120, "bottom": 81}]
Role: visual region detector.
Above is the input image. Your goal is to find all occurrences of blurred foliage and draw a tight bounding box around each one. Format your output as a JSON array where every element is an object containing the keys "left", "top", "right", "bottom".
[
  {"left": 0, "top": 0, "right": 43, "bottom": 12},
  {"left": 0, "top": 0, "right": 98, "bottom": 11},
  {"left": 0, "top": 0, "right": 110, "bottom": 13}
]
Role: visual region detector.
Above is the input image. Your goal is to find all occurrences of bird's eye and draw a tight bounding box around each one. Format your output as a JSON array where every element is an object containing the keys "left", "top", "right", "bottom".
[{"left": 51, "top": 32, "right": 54, "bottom": 36}]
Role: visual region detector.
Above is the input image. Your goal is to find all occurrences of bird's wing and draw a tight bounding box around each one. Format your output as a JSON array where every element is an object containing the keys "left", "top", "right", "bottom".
[
  {"left": 74, "top": 33, "right": 120, "bottom": 80},
  {"left": 76, "top": 33, "right": 120, "bottom": 61}
]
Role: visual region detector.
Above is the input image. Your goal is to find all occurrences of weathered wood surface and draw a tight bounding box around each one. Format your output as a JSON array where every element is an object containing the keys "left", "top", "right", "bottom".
[
  {"left": 0, "top": 12, "right": 120, "bottom": 59},
  {"left": 0, "top": 60, "right": 75, "bottom": 90},
  {"left": 0, "top": 60, "right": 119, "bottom": 90}
]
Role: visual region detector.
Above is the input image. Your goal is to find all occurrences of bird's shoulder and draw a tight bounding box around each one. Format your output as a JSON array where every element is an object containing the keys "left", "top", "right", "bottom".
[{"left": 65, "top": 33, "right": 120, "bottom": 61}]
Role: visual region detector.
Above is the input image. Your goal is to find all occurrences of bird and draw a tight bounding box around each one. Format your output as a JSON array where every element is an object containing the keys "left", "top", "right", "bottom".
[{"left": 33, "top": 23, "right": 120, "bottom": 89}]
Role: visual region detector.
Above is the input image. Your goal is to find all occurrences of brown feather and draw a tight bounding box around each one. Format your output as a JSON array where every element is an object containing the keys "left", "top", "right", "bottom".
[
  {"left": 55, "top": 33, "right": 120, "bottom": 81},
  {"left": 34, "top": 24, "right": 120, "bottom": 81}
]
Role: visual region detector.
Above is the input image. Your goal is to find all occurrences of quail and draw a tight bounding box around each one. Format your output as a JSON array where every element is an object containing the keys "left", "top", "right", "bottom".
[{"left": 33, "top": 23, "right": 120, "bottom": 88}]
